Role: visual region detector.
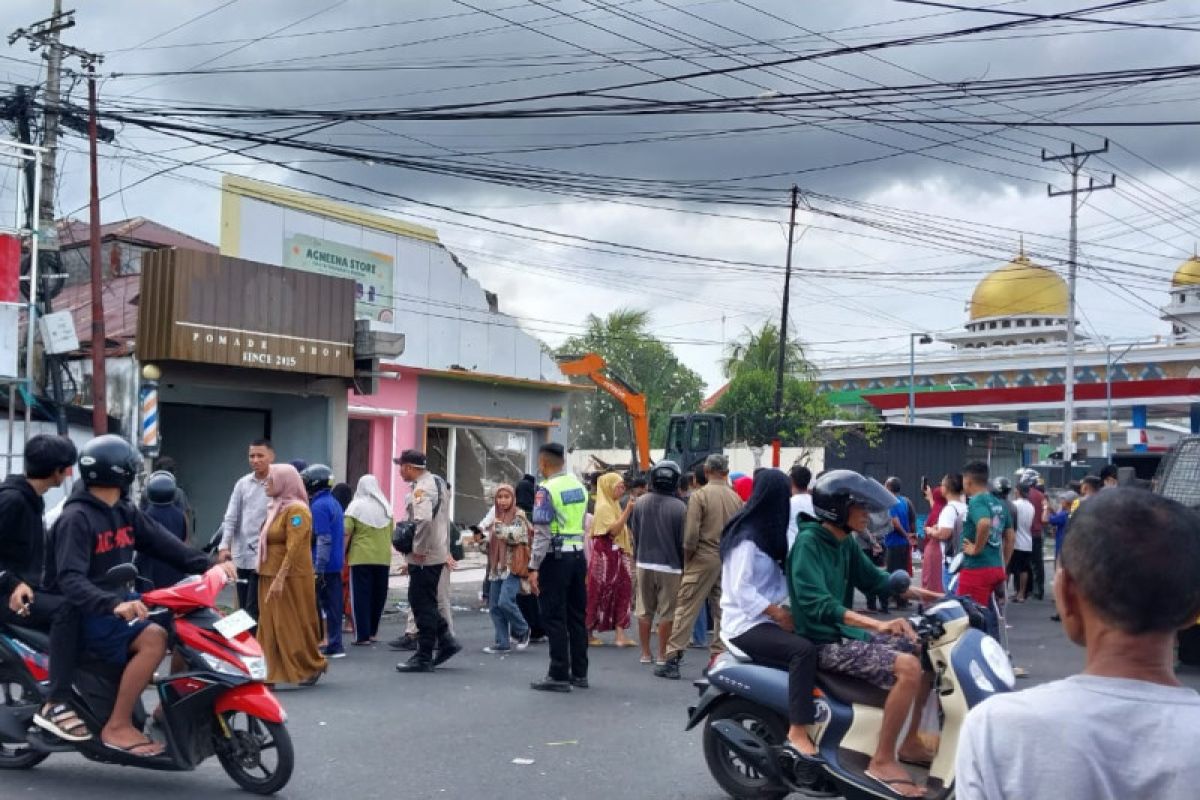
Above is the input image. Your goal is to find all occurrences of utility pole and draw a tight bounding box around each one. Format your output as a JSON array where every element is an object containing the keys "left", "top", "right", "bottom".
[
  {"left": 1042, "top": 141, "right": 1115, "bottom": 474},
  {"left": 772, "top": 185, "right": 799, "bottom": 468},
  {"left": 12, "top": 6, "right": 107, "bottom": 434}
]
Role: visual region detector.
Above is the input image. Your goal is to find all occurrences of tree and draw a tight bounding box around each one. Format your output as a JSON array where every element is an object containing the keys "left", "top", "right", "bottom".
[
  {"left": 714, "top": 368, "right": 836, "bottom": 447},
  {"left": 557, "top": 308, "right": 704, "bottom": 452},
  {"left": 722, "top": 321, "right": 812, "bottom": 380}
]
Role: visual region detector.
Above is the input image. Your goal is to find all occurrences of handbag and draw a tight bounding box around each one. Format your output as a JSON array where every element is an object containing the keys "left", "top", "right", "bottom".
[
  {"left": 509, "top": 542, "right": 532, "bottom": 578},
  {"left": 392, "top": 476, "right": 446, "bottom": 555}
]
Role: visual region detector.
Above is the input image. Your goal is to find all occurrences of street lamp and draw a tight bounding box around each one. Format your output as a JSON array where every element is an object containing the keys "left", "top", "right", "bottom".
[
  {"left": 909, "top": 333, "right": 933, "bottom": 424},
  {"left": 1105, "top": 336, "right": 1159, "bottom": 463}
]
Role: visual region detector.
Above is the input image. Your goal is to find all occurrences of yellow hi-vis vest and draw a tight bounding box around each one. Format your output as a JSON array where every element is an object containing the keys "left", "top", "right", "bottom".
[{"left": 538, "top": 473, "right": 588, "bottom": 542}]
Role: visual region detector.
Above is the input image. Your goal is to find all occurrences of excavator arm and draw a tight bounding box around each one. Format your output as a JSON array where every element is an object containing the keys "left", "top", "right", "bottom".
[{"left": 557, "top": 353, "right": 651, "bottom": 471}]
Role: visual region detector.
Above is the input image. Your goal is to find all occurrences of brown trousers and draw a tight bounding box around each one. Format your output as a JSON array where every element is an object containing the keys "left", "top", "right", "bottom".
[{"left": 666, "top": 550, "right": 723, "bottom": 659}]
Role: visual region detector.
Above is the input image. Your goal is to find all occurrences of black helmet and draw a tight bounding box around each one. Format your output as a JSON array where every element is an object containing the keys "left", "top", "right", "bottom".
[
  {"left": 991, "top": 476, "right": 1012, "bottom": 498},
  {"left": 78, "top": 434, "right": 141, "bottom": 490},
  {"left": 144, "top": 470, "right": 177, "bottom": 505},
  {"left": 812, "top": 469, "right": 895, "bottom": 530},
  {"left": 300, "top": 464, "right": 334, "bottom": 496},
  {"left": 649, "top": 460, "right": 681, "bottom": 494}
]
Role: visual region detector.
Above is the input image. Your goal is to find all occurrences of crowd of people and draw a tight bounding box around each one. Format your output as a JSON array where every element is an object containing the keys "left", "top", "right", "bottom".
[{"left": 1, "top": 429, "right": 1196, "bottom": 797}]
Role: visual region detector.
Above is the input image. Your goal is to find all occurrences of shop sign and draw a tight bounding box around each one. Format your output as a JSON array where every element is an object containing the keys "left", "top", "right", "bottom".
[
  {"left": 138, "top": 249, "right": 355, "bottom": 378},
  {"left": 283, "top": 233, "right": 394, "bottom": 323}
]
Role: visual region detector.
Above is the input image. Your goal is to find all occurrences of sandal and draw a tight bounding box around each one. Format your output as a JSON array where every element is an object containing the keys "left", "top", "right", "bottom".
[
  {"left": 639, "top": 655, "right": 652, "bottom": 664},
  {"left": 33, "top": 703, "right": 92, "bottom": 742},
  {"left": 865, "top": 771, "right": 926, "bottom": 798},
  {"left": 104, "top": 738, "right": 164, "bottom": 758}
]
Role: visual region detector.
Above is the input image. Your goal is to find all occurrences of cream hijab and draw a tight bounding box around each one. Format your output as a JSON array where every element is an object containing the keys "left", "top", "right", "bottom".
[
  {"left": 346, "top": 474, "right": 392, "bottom": 529},
  {"left": 258, "top": 464, "right": 309, "bottom": 568}
]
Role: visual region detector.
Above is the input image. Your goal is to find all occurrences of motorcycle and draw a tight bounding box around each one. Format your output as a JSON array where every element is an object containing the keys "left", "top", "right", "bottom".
[
  {"left": 687, "top": 573, "right": 1015, "bottom": 800},
  {"left": 0, "top": 564, "right": 293, "bottom": 795}
]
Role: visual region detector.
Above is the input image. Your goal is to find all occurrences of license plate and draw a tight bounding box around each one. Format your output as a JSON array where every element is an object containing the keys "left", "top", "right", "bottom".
[{"left": 214, "top": 609, "right": 256, "bottom": 639}]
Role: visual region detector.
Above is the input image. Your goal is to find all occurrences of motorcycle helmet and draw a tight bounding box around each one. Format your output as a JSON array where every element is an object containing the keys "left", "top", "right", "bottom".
[
  {"left": 649, "top": 460, "right": 682, "bottom": 494},
  {"left": 1016, "top": 468, "right": 1040, "bottom": 489},
  {"left": 77, "top": 434, "right": 141, "bottom": 490},
  {"left": 991, "top": 476, "right": 1012, "bottom": 498},
  {"left": 144, "top": 470, "right": 177, "bottom": 505},
  {"left": 300, "top": 464, "right": 334, "bottom": 496},
  {"left": 812, "top": 470, "right": 896, "bottom": 530}
]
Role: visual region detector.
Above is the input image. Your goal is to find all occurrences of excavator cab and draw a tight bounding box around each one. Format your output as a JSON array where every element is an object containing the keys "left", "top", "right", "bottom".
[{"left": 664, "top": 413, "right": 725, "bottom": 475}]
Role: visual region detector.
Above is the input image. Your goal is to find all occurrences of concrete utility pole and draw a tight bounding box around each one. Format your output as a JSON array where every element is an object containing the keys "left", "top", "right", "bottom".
[
  {"left": 1042, "top": 142, "right": 1114, "bottom": 471},
  {"left": 9, "top": 0, "right": 72, "bottom": 244},
  {"left": 772, "top": 184, "right": 799, "bottom": 468}
]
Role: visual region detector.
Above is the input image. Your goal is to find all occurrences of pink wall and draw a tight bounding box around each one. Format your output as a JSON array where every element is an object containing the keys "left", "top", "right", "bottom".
[{"left": 347, "top": 369, "right": 418, "bottom": 520}]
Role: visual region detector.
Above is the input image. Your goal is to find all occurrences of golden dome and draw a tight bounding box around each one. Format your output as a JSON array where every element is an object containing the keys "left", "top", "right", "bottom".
[
  {"left": 969, "top": 254, "right": 1068, "bottom": 321},
  {"left": 1172, "top": 255, "right": 1200, "bottom": 287}
]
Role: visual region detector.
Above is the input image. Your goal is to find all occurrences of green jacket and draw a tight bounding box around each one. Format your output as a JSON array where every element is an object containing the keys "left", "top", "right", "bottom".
[{"left": 788, "top": 521, "right": 893, "bottom": 645}]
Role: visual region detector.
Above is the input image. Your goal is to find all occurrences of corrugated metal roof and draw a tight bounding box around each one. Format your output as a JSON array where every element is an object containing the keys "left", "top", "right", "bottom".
[{"left": 56, "top": 217, "right": 217, "bottom": 253}]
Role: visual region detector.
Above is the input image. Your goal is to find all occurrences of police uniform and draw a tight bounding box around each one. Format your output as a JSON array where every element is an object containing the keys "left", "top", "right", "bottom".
[{"left": 530, "top": 469, "right": 589, "bottom": 687}]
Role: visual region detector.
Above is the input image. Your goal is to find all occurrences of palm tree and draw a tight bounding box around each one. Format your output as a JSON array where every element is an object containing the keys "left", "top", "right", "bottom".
[
  {"left": 722, "top": 321, "right": 813, "bottom": 380},
  {"left": 582, "top": 308, "right": 651, "bottom": 346}
]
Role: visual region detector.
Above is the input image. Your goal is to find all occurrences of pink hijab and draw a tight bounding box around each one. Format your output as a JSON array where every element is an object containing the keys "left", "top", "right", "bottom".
[{"left": 258, "top": 463, "right": 310, "bottom": 568}]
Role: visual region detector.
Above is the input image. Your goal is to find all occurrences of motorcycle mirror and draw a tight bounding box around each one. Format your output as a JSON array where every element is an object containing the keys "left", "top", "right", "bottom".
[
  {"left": 887, "top": 569, "right": 911, "bottom": 596},
  {"left": 102, "top": 563, "right": 139, "bottom": 588}
]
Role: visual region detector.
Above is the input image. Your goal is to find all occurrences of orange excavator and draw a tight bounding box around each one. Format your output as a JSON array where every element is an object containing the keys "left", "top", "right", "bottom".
[
  {"left": 557, "top": 352, "right": 652, "bottom": 471},
  {"left": 557, "top": 352, "right": 725, "bottom": 475}
]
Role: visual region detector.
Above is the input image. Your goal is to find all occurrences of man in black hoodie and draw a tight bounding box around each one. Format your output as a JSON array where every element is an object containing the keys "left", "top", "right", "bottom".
[
  {"left": 44, "top": 435, "right": 233, "bottom": 756},
  {"left": 0, "top": 434, "right": 85, "bottom": 741}
]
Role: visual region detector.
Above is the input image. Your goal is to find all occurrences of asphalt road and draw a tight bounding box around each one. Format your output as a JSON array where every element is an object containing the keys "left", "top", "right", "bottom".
[{"left": 4, "top": 577, "right": 1198, "bottom": 800}]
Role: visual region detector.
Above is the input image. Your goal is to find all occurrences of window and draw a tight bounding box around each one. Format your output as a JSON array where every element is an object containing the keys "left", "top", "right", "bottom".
[
  {"left": 425, "top": 425, "right": 533, "bottom": 524},
  {"left": 1002, "top": 320, "right": 1011, "bottom": 329},
  {"left": 1016, "top": 319, "right": 1025, "bottom": 327},
  {"left": 690, "top": 418, "right": 712, "bottom": 451}
]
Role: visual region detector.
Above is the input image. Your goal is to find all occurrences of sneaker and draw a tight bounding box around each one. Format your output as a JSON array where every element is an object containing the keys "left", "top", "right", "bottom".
[
  {"left": 483, "top": 645, "right": 512, "bottom": 654},
  {"left": 515, "top": 630, "right": 532, "bottom": 651},
  {"left": 654, "top": 655, "right": 681, "bottom": 680},
  {"left": 388, "top": 634, "right": 417, "bottom": 651},
  {"left": 570, "top": 676, "right": 589, "bottom": 689},
  {"left": 321, "top": 646, "right": 346, "bottom": 659},
  {"left": 395, "top": 656, "right": 434, "bottom": 674},
  {"left": 528, "top": 635, "right": 548, "bottom": 645},
  {"left": 432, "top": 638, "right": 462, "bottom": 666}
]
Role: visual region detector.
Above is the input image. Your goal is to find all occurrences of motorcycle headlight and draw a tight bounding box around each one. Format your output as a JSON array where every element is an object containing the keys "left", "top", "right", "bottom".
[
  {"left": 200, "top": 651, "right": 247, "bottom": 677},
  {"left": 968, "top": 660, "right": 995, "bottom": 694},
  {"left": 980, "top": 636, "right": 1015, "bottom": 689},
  {"left": 242, "top": 656, "right": 268, "bottom": 681}
]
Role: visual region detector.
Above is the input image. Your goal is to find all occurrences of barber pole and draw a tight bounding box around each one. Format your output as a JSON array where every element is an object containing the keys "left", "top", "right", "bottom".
[{"left": 140, "top": 381, "right": 159, "bottom": 456}]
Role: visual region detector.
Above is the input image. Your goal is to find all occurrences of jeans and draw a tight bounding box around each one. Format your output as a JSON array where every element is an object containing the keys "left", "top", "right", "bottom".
[
  {"left": 488, "top": 576, "right": 529, "bottom": 648},
  {"left": 1031, "top": 535, "right": 1045, "bottom": 596},
  {"left": 317, "top": 572, "right": 344, "bottom": 653},
  {"left": 408, "top": 563, "right": 450, "bottom": 660},
  {"left": 349, "top": 564, "right": 389, "bottom": 643},
  {"left": 537, "top": 551, "right": 588, "bottom": 681}
]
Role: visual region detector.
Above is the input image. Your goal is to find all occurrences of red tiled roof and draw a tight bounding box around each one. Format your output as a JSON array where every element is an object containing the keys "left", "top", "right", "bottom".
[
  {"left": 56, "top": 217, "right": 217, "bottom": 253},
  {"left": 701, "top": 382, "right": 729, "bottom": 410}
]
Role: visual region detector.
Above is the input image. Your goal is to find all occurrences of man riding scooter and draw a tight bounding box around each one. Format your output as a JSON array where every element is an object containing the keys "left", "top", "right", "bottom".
[
  {"left": 789, "top": 470, "right": 943, "bottom": 799},
  {"left": 42, "top": 435, "right": 236, "bottom": 756}
]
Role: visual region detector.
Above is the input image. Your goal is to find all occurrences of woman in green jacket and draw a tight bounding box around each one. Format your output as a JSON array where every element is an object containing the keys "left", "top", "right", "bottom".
[{"left": 344, "top": 475, "right": 394, "bottom": 645}]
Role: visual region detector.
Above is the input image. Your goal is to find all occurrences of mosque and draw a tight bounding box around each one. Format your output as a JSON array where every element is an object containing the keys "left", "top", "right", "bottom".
[{"left": 812, "top": 249, "right": 1200, "bottom": 459}]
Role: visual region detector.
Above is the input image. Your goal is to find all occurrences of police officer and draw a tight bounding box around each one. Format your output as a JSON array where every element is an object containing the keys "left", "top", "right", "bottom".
[
  {"left": 529, "top": 442, "right": 589, "bottom": 692},
  {"left": 394, "top": 449, "right": 461, "bottom": 673}
]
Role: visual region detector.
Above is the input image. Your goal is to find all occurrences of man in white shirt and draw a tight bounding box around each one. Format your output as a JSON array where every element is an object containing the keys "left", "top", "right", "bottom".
[
  {"left": 1008, "top": 486, "right": 1035, "bottom": 602},
  {"left": 217, "top": 438, "right": 274, "bottom": 623},
  {"left": 955, "top": 488, "right": 1200, "bottom": 800},
  {"left": 786, "top": 464, "right": 814, "bottom": 550}
]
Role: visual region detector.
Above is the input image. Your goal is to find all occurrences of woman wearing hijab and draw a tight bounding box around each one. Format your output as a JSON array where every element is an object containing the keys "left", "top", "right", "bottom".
[
  {"left": 257, "top": 464, "right": 327, "bottom": 686},
  {"left": 923, "top": 473, "right": 966, "bottom": 593},
  {"left": 586, "top": 472, "right": 636, "bottom": 647},
  {"left": 482, "top": 484, "right": 532, "bottom": 653},
  {"left": 344, "top": 474, "right": 394, "bottom": 645},
  {"left": 720, "top": 469, "right": 820, "bottom": 763}
]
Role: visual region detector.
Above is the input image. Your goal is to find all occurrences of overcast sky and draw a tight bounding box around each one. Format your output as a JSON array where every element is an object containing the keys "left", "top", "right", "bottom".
[{"left": 3, "top": 0, "right": 1199, "bottom": 391}]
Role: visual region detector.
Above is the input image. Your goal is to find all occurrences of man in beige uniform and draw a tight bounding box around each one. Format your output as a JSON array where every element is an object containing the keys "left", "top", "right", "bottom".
[
  {"left": 394, "top": 449, "right": 461, "bottom": 673},
  {"left": 656, "top": 454, "right": 743, "bottom": 680}
]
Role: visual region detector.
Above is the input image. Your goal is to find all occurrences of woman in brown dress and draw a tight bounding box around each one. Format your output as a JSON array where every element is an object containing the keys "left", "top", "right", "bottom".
[{"left": 257, "top": 463, "right": 327, "bottom": 685}]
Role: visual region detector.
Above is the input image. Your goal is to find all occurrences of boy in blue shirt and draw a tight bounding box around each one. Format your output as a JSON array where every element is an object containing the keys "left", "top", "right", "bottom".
[{"left": 302, "top": 465, "right": 346, "bottom": 658}]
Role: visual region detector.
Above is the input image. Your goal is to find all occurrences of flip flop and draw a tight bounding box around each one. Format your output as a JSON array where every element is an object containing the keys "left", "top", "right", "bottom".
[
  {"left": 899, "top": 756, "right": 934, "bottom": 768},
  {"left": 614, "top": 641, "right": 636, "bottom": 648},
  {"left": 639, "top": 655, "right": 652, "bottom": 664},
  {"left": 104, "top": 739, "right": 165, "bottom": 758},
  {"left": 865, "top": 771, "right": 926, "bottom": 798}
]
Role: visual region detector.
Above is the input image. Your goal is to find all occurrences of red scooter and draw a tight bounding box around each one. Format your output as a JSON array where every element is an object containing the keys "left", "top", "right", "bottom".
[{"left": 0, "top": 564, "right": 293, "bottom": 794}]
